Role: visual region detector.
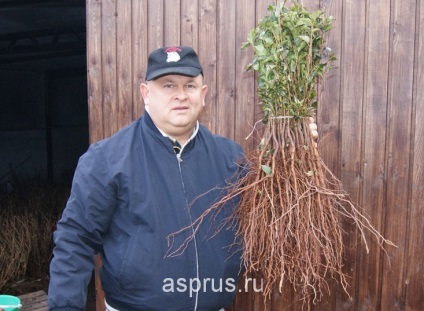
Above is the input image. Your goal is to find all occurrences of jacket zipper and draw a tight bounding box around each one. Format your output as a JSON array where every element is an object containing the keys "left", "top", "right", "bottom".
[{"left": 176, "top": 154, "right": 199, "bottom": 311}]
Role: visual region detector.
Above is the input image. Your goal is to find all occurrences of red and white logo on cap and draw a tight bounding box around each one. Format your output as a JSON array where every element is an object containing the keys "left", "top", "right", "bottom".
[{"left": 165, "top": 47, "right": 182, "bottom": 63}]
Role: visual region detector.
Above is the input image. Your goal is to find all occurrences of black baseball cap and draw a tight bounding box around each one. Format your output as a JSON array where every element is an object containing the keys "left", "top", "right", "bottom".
[{"left": 145, "top": 46, "right": 204, "bottom": 81}]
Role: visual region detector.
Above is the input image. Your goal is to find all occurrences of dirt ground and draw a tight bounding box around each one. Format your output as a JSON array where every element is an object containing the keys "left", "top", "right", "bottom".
[{"left": 4, "top": 275, "right": 97, "bottom": 311}]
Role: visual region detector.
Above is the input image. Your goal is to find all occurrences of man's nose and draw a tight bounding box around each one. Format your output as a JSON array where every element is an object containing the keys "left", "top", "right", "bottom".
[{"left": 174, "top": 87, "right": 188, "bottom": 100}]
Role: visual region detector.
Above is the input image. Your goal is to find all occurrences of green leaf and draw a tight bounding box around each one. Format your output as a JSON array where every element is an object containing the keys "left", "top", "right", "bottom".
[
  {"left": 306, "top": 170, "right": 314, "bottom": 177},
  {"left": 296, "top": 18, "right": 312, "bottom": 27},
  {"left": 261, "top": 165, "right": 272, "bottom": 175},
  {"left": 243, "top": 2, "right": 336, "bottom": 117},
  {"left": 298, "top": 35, "right": 310, "bottom": 43},
  {"left": 254, "top": 44, "right": 267, "bottom": 56},
  {"left": 290, "top": 60, "right": 297, "bottom": 73},
  {"left": 241, "top": 41, "right": 250, "bottom": 49}
]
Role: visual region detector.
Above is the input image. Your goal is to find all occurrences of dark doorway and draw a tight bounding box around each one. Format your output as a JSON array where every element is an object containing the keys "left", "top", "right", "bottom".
[{"left": 0, "top": 0, "right": 88, "bottom": 185}]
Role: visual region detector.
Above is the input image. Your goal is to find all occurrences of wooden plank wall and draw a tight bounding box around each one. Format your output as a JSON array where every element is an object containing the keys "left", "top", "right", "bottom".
[{"left": 86, "top": 0, "right": 424, "bottom": 310}]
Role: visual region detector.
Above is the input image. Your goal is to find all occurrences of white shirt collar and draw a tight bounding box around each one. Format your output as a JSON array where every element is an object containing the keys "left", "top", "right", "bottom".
[{"left": 156, "top": 120, "right": 199, "bottom": 146}]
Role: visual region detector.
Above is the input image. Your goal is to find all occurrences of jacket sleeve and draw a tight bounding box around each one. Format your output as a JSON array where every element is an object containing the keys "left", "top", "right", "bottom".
[{"left": 48, "top": 143, "right": 117, "bottom": 310}]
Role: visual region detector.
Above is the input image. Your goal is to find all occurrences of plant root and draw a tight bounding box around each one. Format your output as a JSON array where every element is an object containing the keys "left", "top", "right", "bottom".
[{"left": 167, "top": 117, "right": 395, "bottom": 305}]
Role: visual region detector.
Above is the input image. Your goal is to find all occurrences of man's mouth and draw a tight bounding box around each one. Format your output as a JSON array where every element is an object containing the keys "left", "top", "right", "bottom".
[{"left": 173, "top": 106, "right": 189, "bottom": 111}]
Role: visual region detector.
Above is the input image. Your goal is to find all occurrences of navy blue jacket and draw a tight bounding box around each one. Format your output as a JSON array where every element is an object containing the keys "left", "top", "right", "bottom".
[{"left": 48, "top": 113, "right": 245, "bottom": 311}]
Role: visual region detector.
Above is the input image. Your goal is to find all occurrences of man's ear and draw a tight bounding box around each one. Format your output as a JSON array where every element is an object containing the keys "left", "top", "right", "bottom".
[
  {"left": 140, "top": 83, "right": 149, "bottom": 105},
  {"left": 201, "top": 85, "right": 208, "bottom": 107}
]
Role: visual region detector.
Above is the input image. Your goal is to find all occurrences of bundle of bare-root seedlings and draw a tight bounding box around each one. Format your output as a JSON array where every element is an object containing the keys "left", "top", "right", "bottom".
[{"left": 168, "top": 0, "right": 395, "bottom": 305}]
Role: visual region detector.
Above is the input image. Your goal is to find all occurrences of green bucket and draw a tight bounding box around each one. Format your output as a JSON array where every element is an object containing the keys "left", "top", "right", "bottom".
[{"left": 0, "top": 295, "right": 22, "bottom": 311}]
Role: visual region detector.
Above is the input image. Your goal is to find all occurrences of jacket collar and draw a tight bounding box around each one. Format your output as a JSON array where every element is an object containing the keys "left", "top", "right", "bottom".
[{"left": 142, "top": 111, "right": 199, "bottom": 155}]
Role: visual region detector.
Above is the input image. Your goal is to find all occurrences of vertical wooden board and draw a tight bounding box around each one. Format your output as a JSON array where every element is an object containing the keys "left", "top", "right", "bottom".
[
  {"left": 116, "top": 0, "right": 133, "bottom": 128},
  {"left": 284, "top": 0, "right": 319, "bottom": 306},
  {"left": 301, "top": 0, "right": 318, "bottom": 10},
  {"left": 164, "top": 0, "right": 181, "bottom": 46},
  {"left": 253, "top": 1, "right": 291, "bottom": 310},
  {"left": 88, "top": 1, "right": 105, "bottom": 309},
  {"left": 251, "top": 275, "right": 270, "bottom": 311},
  {"left": 302, "top": 0, "right": 341, "bottom": 311},
  {"left": 318, "top": 0, "right": 342, "bottom": 175},
  {"left": 380, "top": 0, "right": 416, "bottom": 309},
  {"left": 231, "top": 0, "right": 262, "bottom": 305},
  {"left": 198, "top": 0, "right": 217, "bottom": 133},
  {"left": 131, "top": 0, "right": 148, "bottom": 119},
  {"left": 234, "top": 0, "right": 255, "bottom": 152},
  {"left": 101, "top": 0, "right": 118, "bottom": 138},
  {"left": 272, "top": 287, "right": 318, "bottom": 311},
  {"left": 95, "top": 3, "right": 117, "bottom": 308},
  {"left": 270, "top": 287, "right": 283, "bottom": 311},
  {"left": 86, "top": 0, "right": 103, "bottom": 143},
  {"left": 406, "top": 2, "right": 424, "bottom": 310},
  {"left": 293, "top": 1, "right": 338, "bottom": 309},
  {"left": 248, "top": 0, "right": 275, "bottom": 154},
  {"left": 148, "top": 0, "right": 164, "bottom": 49},
  {"left": 231, "top": 276, "right": 253, "bottom": 311},
  {"left": 294, "top": 0, "right": 336, "bottom": 311},
  {"left": 245, "top": 273, "right": 265, "bottom": 311},
  {"left": 181, "top": 0, "right": 199, "bottom": 49},
  {"left": 338, "top": 0, "right": 366, "bottom": 309},
  {"left": 215, "top": 0, "right": 236, "bottom": 140},
  {"left": 313, "top": 1, "right": 343, "bottom": 309},
  {"left": 297, "top": 9, "right": 320, "bottom": 311},
  {"left": 407, "top": 2, "right": 424, "bottom": 310},
  {"left": 234, "top": 4, "right": 258, "bottom": 311},
  {"left": 356, "top": 0, "right": 390, "bottom": 309},
  {"left": 94, "top": 254, "right": 105, "bottom": 311}
]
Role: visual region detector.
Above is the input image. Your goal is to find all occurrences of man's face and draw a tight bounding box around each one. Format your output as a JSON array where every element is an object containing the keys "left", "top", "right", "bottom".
[{"left": 141, "top": 74, "right": 208, "bottom": 141}]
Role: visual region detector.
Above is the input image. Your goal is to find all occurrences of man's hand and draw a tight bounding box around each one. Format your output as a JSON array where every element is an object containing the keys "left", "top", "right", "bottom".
[{"left": 308, "top": 117, "right": 318, "bottom": 140}]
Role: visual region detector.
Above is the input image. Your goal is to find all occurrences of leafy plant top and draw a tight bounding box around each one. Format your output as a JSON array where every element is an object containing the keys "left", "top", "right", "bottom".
[
  {"left": 168, "top": 3, "right": 395, "bottom": 305},
  {"left": 242, "top": 1, "right": 336, "bottom": 122}
]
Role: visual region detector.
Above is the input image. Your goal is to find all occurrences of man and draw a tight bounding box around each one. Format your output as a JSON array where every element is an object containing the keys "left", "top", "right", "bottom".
[{"left": 48, "top": 46, "right": 318, "bottom": 311}]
